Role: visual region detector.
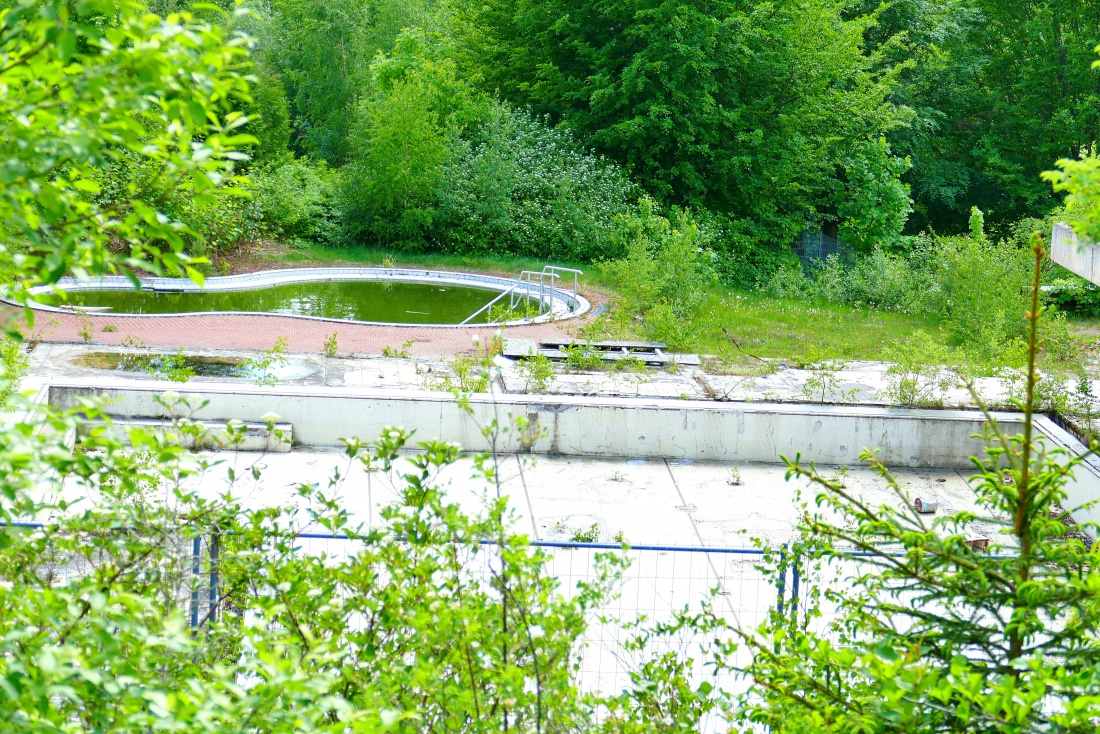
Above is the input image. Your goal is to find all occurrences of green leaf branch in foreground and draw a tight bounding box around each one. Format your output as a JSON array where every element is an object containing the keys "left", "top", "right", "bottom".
[
  {"left": 731, "top": 235, "right": 1100, "bottom": 732},
  {"left": 0, "top": 0, "right": 256, "bottom": 316}
]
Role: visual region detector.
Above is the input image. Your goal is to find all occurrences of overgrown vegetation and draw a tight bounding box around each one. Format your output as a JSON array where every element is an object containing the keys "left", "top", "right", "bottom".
[
  {"left": 733, "top": 238, "right": 1100, "bottom": 732},
  {"left": 12, "top": 2, "right": 1100, "bottom": 730}
]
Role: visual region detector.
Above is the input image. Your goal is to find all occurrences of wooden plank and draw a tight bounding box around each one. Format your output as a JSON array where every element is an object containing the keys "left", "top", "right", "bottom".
[
  {"left": 537, "top": 339, "right": 668, "bottom": 351},
  {"left": 509, "top": 347, "right": 700, "bottom": 367}
]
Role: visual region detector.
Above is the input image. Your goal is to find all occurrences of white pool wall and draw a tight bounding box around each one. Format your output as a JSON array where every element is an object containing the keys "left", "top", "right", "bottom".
[{"left": 45, "top": 379, "right": 1100, "bottom": 532}]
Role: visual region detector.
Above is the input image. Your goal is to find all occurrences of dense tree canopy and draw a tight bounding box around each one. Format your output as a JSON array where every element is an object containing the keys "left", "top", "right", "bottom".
[
  {"left": 864, "top": 0, "right": 1100, "bottom": 233},
  {"left": 448, "top": 0, "right": 912, "bottom": 249},
  {"left": 24, "top": 0, "right": 1098, "bottom": 279}
]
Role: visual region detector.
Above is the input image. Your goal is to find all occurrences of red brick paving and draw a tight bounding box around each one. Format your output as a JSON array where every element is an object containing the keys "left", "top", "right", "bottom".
[{"left": 7, "top": 289, "right": 606, "bottom": 357}]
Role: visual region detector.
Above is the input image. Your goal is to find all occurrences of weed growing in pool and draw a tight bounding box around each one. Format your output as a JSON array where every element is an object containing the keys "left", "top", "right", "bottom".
[
  {"left": 570, "top": 523, "right": 600, "bottom": 543},
  {"left": 518, "top": 353, "right": 555, "bottom": 393},
  {"left": 797, "top": 347, "right": 857, "bottom": 403},
  {"left": 562, "top": 342, "right": 603, "bottom": 371},
  {"left": 437, "top": 354, "right": 490, "bottom": 393},
  {"left": 76, "top": 312, "right": 94, "bottom": 342},
  {"left": 997, "top": 364, "right": 1073, "bottom": 413},
  {"left": 245, "top": 336, "right": 289, "bottom": 386},
  {"left": 612, "top": 352, "right": 650, "bottom": 374},
  {"left": 426, "top": 333, "right": 501, "bottom": 393},
  {"left": 381, "top": 338, "right": 415, "bottom": 358},
  {"left": 323, "top": 331, "right": 339, "bottom": 357},
  {"left": 146, "top": 350, "right": 195, "bottom": 383},
  {"left": 120, "top": 334, "right": 146, "bottom": 348},
  {"left": 101, "top": 324, "right": 117, "bottom": 333},
  {"left": 880, "top": 330, "right": 956, "bottom": 407},
  {"left": 727, "top": 466, "right": 743, "bottom": 486}
]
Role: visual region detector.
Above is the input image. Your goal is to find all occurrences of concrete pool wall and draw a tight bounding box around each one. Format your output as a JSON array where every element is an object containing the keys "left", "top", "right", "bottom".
[{"left": 46, "top": 378, "right": 1100, "bottom": 532}]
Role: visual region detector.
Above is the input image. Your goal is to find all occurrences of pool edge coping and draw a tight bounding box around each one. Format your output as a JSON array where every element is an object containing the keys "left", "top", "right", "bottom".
[{"left": 13, "top": 266, "right": 592, "bottom": 328}]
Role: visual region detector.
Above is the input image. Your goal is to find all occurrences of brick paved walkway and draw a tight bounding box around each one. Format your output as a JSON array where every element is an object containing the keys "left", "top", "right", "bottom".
[{"left": 7, "top": 291, "right": 605, "bottom": 357}]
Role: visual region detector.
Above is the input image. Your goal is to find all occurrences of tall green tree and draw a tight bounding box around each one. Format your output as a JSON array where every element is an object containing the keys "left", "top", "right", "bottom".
[
  {"left": 860, "top": 0, "right": 1100, "bottom": 233},
  {"left": 256, "top": 0, "right": 438, "bottom": 165},
  {"left": 343, "top": 29, "right": 488, "bottom": 245},
  {"left": 448, "top": 0, "right": 911, "bottom": 251}
]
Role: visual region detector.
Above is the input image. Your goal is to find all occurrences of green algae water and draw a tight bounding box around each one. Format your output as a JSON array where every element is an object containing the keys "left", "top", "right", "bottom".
[{"left": 54, "top": 280, "right": 521, "bottom": 325}]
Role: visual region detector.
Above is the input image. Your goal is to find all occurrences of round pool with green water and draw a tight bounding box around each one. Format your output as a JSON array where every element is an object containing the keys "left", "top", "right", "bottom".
[{"left": 50, "top": 280, "right": 525, "bottom": 325}]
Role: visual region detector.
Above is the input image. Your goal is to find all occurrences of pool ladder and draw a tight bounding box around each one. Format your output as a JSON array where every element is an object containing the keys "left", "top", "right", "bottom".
[{"left": 459, "top": 266, "right": 582, "bottom": 325}]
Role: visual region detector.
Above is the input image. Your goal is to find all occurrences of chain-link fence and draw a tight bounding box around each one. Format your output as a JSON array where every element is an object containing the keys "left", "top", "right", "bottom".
[{"left": 792, "top": 228, "right": 852, "bottom": 270}]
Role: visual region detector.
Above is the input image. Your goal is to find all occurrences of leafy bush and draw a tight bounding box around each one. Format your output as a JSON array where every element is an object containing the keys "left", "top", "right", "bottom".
[
  {"left": 762, "top": 241, "right": 939, "bottom": 315},
  {"left": 87, "top": 151, "right": 263, "bottom": 259},
  {"left": 435, "top": 108, "right": 636, "bottom": 261},
  {"left": 761, "top": 230, "right": 1033, "bottom": 355},
  {"left": 341, "top": 29, "right": 488, "bottom": 247},
  {"left": 600, "top": 199, "right": 715, "bottom": 346},
  {"left": 253, "top": 155, "right": 341, "bottom": 245},
  {"left": 1044, "top": 271, "right": 1100, "bottom": 317},
  {"left": 931, "top": 234, "right": 1032, "bottom": 348},
  {"left": 880, "top": 330, "right": 956, "bottom": 407},
  {"left": 0, "top": 339, "right": 28, "bottom": 409}
]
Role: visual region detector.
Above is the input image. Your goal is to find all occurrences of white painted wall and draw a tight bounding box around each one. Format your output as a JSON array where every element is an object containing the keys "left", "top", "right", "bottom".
[
  {"left": 1051, "top": 222, "right": 1100, "bottom": 285},
  {"left": 47, "top": 379, "right": 1100, "bottom": 532}
]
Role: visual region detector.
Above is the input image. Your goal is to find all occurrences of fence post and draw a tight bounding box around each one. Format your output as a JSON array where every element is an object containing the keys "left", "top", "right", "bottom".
[
  {"left": 775, "top": 545, "right": 787, "bottom": 616},
  {"left": 208, "top": 533, "right": 220, "bottom": 629},
  {"left": 791, "top": 553, "right": 801, "bottom": 622},
  {"left": 189, "top": 536, "right": 201, "bottom": 631}
]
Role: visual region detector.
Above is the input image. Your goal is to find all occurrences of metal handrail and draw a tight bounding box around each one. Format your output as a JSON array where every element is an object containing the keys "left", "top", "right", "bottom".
[
  {"left": 516, "top": 270, "right": 559, "bottom": 316},
  {"left": 458, "top": 284, "right": 519, "bottom": 326},
  {"left": 460, "top": 266, "right": 582, "bottom": 326},
  {"left": 541, "top": 266, "right": 582, "bottom": 301}
]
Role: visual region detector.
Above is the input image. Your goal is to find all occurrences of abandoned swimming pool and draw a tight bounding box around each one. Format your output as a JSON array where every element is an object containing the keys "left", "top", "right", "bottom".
[{"left": 20, "top": 267, "right": 590, "bottom": 326}]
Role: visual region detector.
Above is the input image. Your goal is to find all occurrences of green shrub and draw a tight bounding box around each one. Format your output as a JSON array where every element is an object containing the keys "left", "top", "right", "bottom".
[
  {"left": 561, "top": 343, "right": 604, "bottom": 372},
  {"left": 87, "top": 151, "right": 263, "bottom": 258},
  {"left": 0, "top": 339, "right": 28, "bottom": 409},
  {"left": 253, "top": 155, "right": 341, "bottom": 245},
  {"left": 600, "top": 198, "right": 715, "bottom": 347},
  {"left": 518, "top": 353, "right": 555, "bottom": 392},
  {"left": 761, "top": 229, "right": 1032, "bottom": 355},
  {"left": 880, "top": 330, "right": 956, "bottom": 407},
  {"left": 932, "top": 234, "right": 1032, "bottom": 347},
  {"left": 1043, "top": 271, "right": 1100, "bottom": 316},
  {"left": 341, "top": 29, "right": 489, "bottom": 248},
  {"left": 435, "top": 107, "right": 636, "bottom": 261}
]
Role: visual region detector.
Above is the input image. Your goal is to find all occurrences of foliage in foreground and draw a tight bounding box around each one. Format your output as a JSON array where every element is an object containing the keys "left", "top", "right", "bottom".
[
  {"left": 0, "top": 400, "right": 629, "bottom": 731},
  {"left": 0, "top": 0, "right": 255, "bottom": 302},
  {"left": 732, "top": 238, "right": 1100, "bottom": 732}
]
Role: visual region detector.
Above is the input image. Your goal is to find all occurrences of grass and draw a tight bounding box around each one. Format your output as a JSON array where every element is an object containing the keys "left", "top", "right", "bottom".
[
  {"left": 231, "top": 242, "right": 1098, "bottom": 369},
  {"left": 687, "top": 290, "right": 941, "bottom": 362}
]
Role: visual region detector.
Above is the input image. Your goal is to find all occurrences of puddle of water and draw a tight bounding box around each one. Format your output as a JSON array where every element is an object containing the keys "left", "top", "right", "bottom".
[{"left": 72, "top": 352, "right": 313, "bottom": 382}]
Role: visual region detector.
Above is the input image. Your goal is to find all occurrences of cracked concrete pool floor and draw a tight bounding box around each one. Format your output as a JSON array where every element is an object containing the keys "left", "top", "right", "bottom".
[
  {"left": 104, "top": 449, "right": 1007, "bottom": 552},
  {"left": 27, "top": 343, "right": 1019, "bottom": 550}
]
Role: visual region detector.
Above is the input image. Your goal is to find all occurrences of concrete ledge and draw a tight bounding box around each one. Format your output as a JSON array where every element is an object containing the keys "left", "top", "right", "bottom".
[
  {"left": 48, "top": 379, "right": 1023, "bottom": 467},
  {"left": 1052, "top": 222, "right": 1100, "bottom": 285},
  {"left": 78, "top": 417, "right": 293, "bottom": 453},
  {"left": 47, "top": 378, "right": 1100, "bottom": 532}
]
